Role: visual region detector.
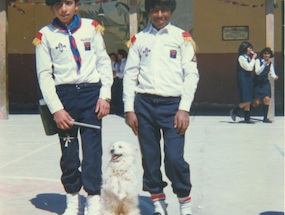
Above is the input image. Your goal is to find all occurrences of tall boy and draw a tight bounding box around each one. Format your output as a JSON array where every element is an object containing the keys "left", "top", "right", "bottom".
[{"left": 33, "top": 0, "right": 113, "bottom": 214}]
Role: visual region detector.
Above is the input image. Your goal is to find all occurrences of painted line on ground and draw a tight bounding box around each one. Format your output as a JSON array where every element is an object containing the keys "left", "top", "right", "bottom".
[
  {"left": 0, "top": 175, "right": 59, "bottom": 183},
  {"left": 0, "top": 142, "right": 56, "bottom": 169},
  {"left": 274, "top": 145, "right": 284, "bottom": 157}
]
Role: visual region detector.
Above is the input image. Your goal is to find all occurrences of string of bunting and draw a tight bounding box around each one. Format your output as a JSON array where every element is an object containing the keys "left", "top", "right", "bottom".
[
  {"left": 222, "top": 0, "right": 264, "bottom": 8},
  {"left": 8, "top": 2, "right": 25, "bottom": 14},
  {"left": 9, "top": 0, "right": 117, "bottom": 5},
  {"left": 8, "top": 0, "right": 118, "bottom": 15}
]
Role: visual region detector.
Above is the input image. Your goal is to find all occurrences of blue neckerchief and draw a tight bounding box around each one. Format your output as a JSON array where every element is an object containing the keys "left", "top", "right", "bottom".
[{"left": 53, "top": 15, "right": 82, "bottom": 71}]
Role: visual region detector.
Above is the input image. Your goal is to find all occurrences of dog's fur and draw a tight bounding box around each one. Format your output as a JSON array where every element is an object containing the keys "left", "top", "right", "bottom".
[{"left": 101, "top": 141, "right": 141, "bottom": 215}]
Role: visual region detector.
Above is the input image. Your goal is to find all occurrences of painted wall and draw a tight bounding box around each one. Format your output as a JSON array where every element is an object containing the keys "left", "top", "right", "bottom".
[
  {"left": 7, "top": 0, "right": 284, "bottom": 114},
  {"left": 191, "top": 0, "right": 283, "bottom": 115},
  {"left": 193, "top": 0, "right": 282, "bottom": 53}
]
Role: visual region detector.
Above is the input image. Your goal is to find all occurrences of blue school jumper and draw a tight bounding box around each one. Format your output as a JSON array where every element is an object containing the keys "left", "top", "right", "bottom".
[
  {"left": 236, "top": 55, "right": 253, "bottom": 102},
  {"left": 253, "top": 58, "right": 271, "bottom": 98}
]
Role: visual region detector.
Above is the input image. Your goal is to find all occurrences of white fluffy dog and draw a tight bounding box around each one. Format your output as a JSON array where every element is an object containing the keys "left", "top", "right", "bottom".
[{"left": 101, "top": 141, "right": 141, "bottom": 215}]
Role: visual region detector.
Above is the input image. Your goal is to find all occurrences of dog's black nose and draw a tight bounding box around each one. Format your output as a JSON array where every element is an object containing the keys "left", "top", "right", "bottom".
[{"left": 110, "top": 149, "right": 115, "bottom": 154}]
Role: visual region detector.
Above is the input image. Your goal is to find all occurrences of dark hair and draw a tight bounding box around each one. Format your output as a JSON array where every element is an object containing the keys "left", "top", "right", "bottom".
[
  {"left": 109, "top": 52, "right": 117, "bottom": 58},
  {"left": 260, "top": 47, "right": 274, "bottom": 58},
  {"left": 238, "top": 41, "right": 253, "bottom": 55},
  {"left": 145, "top": 0, "right": 176, "bottom": 13},
  {"left": 117, "top": 49, "right": 128, "bottom": 58},
  {"left": 109, "top": 53, "right": 118, "bottom": 63},
  {"left": 46, "top": 0, "right": 80, "bottom": 6}
]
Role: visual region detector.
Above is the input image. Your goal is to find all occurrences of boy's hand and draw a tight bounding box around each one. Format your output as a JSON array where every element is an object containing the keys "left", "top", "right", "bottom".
[
  {"left": 125, "top": 112, "right": 138, "bottom": 136},
  {"left": 174, "top": 110, "right": 190, "bottom": 135},
  {"left": 95, "top": 98, "right": 110, "bottom": 119},
  {"left": 53, "top": 109, "right": 74, "bottom": 130}
]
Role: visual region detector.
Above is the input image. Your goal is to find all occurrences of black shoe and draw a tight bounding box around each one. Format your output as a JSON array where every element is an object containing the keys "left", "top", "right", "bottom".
[
  {"left": 239, "top": 120, "right": 255, "bottom": 124},
  {"left": 230, "top": 109, "right": 236, "bottom": 121},
  {"left": 153, "top": 211, "right": 168, "bottom": 215},
  {"left": 263, "top": 118, "right": 272, "bottom": 123}
]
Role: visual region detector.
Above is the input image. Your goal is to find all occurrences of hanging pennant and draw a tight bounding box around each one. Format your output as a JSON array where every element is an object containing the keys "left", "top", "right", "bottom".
[
  {"left": 222, "top": 0, "right": 264, "bottom": 8},
  {"left": 9, "top": 0, "right": 118, "bottom": 5}
]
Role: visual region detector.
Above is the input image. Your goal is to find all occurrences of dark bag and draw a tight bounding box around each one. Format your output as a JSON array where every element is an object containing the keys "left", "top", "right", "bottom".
[{"left": 38, "top": 99, "right": 58, "bottom": 136}]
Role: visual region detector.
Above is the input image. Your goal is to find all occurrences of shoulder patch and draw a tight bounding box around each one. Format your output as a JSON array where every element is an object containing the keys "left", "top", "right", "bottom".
[
  {"left": 92, "top": 20, "right": 105, "bottom": 35},
  {"left": 125, "top": 35, "right": 137, "bottom": 48},
  {"left": 32, "top": 32, "right": 43, "bottom": 46},
  {"left": 182, "top": 31, "right": 197, "bottom": 51},
  {"left": 182, "top": 31, "right": 192, "bottom": 42}
]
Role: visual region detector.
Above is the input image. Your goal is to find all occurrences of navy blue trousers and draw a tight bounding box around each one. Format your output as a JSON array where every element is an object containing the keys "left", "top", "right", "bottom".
[
  {"left": 134, "top": 93, "right": 192, "bottom": 198},
  {"left": 56, "top": 83, "right": 102, "bottom": 195},
  {"left": 111, "top": 77, "right": 124, "bottom": 115}
]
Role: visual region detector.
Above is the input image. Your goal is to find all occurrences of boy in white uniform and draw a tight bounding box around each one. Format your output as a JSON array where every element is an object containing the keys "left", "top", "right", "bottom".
[
  {"left": 33, "top": 0, "right": 113, "bottom": 214},
  {"left": 123, "top": 0, "right": 199, "bottom": 214}
]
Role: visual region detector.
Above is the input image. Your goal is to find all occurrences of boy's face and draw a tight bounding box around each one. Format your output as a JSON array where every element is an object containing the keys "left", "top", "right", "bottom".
[
  {"left": 149, "top": 6, "right": 172, "bottom": 30},
  {"left": 51, "top": 0, "right": 78, "bottom": 25}
]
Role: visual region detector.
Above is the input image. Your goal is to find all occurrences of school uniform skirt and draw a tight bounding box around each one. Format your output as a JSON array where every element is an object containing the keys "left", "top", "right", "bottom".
[{"left": 253, "top": 79, "right": 271, "bottom": 99}]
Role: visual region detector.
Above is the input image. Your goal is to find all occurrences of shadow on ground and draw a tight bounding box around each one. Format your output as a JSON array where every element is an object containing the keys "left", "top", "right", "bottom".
[
  {"left": 30, "top": 193, "right": 66, "bottom": 215},
  {"left": 260, "top": 212, "right": 284, "bottom": 215},
  {"left": 30, "top": 193, "right": 153, "bottom": 215}
]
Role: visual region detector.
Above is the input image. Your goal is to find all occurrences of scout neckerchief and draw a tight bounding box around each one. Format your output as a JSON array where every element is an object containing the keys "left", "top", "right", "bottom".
[{"left": 52, "top": 14, "right": 82, "bottom": 71}]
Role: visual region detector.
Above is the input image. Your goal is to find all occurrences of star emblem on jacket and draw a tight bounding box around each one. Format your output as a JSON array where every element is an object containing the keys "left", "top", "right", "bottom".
[{"left": 56, "top": 43, "right": 66, "bottom": 52}]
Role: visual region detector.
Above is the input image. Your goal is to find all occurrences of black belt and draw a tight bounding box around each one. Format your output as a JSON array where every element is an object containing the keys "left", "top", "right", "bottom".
[
  {"left": 56, "top": 83, "right": 100, "bottom": 90},
  {"left": 138, "top": 93, "right": 180, "bottom": 99}
]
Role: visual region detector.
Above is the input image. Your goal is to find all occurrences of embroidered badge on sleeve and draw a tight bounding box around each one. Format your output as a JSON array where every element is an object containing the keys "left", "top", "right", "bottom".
[{"left": 32, "top": 32, "right": 43, "bottom": 46}]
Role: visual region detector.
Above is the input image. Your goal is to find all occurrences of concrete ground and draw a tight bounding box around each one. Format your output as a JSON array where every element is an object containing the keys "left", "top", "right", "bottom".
[{"left": 0, "top": 114, "right": 284, "bottom": 215}]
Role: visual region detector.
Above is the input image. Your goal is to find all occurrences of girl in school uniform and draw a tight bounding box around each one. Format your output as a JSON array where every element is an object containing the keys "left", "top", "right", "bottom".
[
  {"left": 251, "top": 47, "right": 278, "bottom": 123},
  {"left": 230, "top": 41, "right": 257, "bottom": 123}
]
